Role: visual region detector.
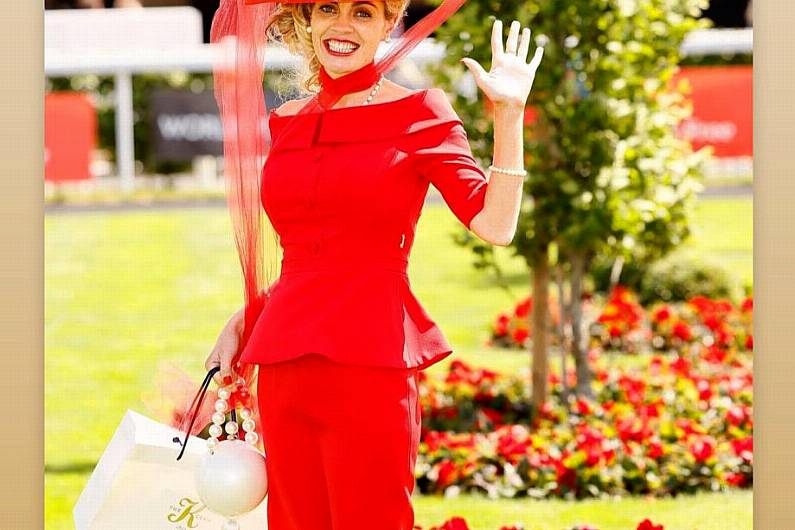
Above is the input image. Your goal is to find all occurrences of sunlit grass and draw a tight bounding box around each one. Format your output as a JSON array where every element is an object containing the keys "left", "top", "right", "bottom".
[{"left": 45, "top": 197, "right": 751, "bottom": 529}]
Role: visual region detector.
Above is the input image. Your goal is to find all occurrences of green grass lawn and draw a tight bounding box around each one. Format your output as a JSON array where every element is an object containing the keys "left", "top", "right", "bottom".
[
  {"left": 45, "top": 197, "right": 752, "bottom": 529},
  {"left": 413, "top": 489, "right": 753, "bottom": 530}
]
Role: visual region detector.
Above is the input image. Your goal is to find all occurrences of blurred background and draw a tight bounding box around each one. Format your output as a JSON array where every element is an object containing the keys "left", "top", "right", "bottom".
[
  {"left": 44, "top": 0, "right": 751, "bottom": 203},
  {"left": 46, "top": 2, "right": 753, "bottom": 530}
]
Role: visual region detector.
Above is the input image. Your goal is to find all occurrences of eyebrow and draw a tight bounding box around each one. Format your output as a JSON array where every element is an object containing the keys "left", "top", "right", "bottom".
[{"left": 324, "top": 1, "right": 377, "bottom": 6}]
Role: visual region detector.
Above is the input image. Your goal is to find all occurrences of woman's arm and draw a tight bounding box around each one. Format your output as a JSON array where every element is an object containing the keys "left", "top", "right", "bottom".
[
  {"left": 469, "top": 104, "right": 525, "bottom": 246},
  {"left": 461, "top": 19, "right": 544, "bottom": 246}
]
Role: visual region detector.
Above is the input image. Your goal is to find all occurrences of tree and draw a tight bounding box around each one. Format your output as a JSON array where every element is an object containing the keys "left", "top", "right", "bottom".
[{"left": 432, "top": 0, "right": 712, "bottom": 409}]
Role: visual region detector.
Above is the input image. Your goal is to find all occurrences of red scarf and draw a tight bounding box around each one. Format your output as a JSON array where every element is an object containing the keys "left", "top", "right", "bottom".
[{"left": 317, "top": 61, "right": 380, "bottom": 109}]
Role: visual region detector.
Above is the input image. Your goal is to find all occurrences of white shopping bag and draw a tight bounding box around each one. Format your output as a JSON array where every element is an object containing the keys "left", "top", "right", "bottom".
[{"left": 73, "top": 409, "right": 268, "bottom": 530}]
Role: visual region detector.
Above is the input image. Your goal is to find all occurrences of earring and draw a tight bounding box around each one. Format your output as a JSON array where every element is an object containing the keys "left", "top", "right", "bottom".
[
  {"left": 306, "top": 26, "right": 312, "bottom": 34},
  {"left": 384, "top": 35, "right": 391, "bottom": 42}
]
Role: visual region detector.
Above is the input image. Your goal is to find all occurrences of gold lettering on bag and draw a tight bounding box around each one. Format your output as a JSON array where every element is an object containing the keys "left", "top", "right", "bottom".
[{"left": 167, "top": 497, "right": 208, "bottom": 528}]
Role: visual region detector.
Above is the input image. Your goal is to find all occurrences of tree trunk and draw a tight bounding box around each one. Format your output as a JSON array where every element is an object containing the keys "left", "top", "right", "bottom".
[
  {"left": 554, "top": 264, "right": 569, "bottom": 404},
  {"left": 569, "top": 251, "right": 594, "bottom": 399},
  {"left": 531, "top": 253, "right": 550, "bottom": 410}
]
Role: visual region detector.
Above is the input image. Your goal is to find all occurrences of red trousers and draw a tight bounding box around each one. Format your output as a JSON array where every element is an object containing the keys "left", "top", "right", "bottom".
[{"left": 256, "top": 353, "right": 422, "bottom": 530}]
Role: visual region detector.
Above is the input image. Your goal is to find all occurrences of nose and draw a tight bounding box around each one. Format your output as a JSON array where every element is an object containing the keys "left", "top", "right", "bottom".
[{"left": 330, "top": 7, "right": 357, "bottom": 30}]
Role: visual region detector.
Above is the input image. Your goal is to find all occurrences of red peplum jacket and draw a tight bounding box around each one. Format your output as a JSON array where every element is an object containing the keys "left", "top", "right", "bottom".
[{"left": 238, "top": 88, "right": 490, "bottom": 371}]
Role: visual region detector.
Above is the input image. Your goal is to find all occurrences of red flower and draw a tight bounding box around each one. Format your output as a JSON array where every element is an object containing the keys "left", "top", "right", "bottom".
[
  {"left": 636, "top": 519, "right": 664, "bottom": 530},
  {"left": 512, "top": 327, "right": 530, "bottom": 345},
  {"left": 745, "top": 334, "right": 753, "bottom": 350},
  {"left": 642, "top": 401, "right": 662, "bottom": 419},
  {"left": 695, "top": 378, "right": 713, "bottom": 402},
  {"left": 647, "top": 440, "right": 664, "bottom": 460},
  {"left": 672, "top": 320, "right": 692, "bottom": 341},
  {"left": 576, "top": 398, "right": 593, "bottom": 415},
  {"left": 726, "top": 405, "right": 747, "bottom": 426},
  {"left": 703, "top": 345, "right": 728, "bottom": 364},
  {"left": 496, "top": 426, "right": 532, "bottom": 462},
  {"left": 449, "top": 359, "right": 472, "bottom": 372},
  {"left": 725, "top": 471, "right": 748, "bottom": 487},
  {"left": 494, "top": 313, "right": 511, "bottom": 336},
  {"left": 649, "top": 355, "right": 665, "bottom": 371},
  {"left": 616, "top": 416, "right": 651, "bottom": 443},
  {"left": 515, "top": 297, "right": 532, "bottom": 318},
  {"left": 741, "top": 296, "right": 753, "bottom": 313},
  {"left": 617, "top": 374, "right": 647, "bottom": 405},
  {"left": 482, "top": 407, "right": 504, "bottom": 426},
  {"left": 670, "top": 356, "right": 691, "bottom": 376},
  {"left": 436, "top": 461, "right": 458, "bottom": 489},
  {"left": 442, "top": 406, "right": 459, "bottom": 419},
  {"left": 554, "top": 457, "right": 578, "bottom": 489},
  {"left": 653, "top": 306, "right": 671, "bottom": 323},
  {"left": 731, "top": 436, "right": 753, "bottom": 463},
  {"left": 675, "top": 418, "right": 700, "bottom": 438},
  {"left": 598, "top": 286, "right": 645, "bottom": 334},
  {"left": 689, "top": 436, "right": 716, "bottom": 463},
  {"left": 440, "top": 517, "right": 471, "bottom": 530}
]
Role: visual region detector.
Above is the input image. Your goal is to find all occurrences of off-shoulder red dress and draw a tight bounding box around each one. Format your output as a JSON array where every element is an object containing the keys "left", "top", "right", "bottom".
[{"left": 239, "top": 88, "right": 489, "bottom": 370}]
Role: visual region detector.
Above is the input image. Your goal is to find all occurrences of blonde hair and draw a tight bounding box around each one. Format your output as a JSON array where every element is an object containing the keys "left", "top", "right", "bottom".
[{"left": 265, "top": 1, "right": 410, "bottom": 94}]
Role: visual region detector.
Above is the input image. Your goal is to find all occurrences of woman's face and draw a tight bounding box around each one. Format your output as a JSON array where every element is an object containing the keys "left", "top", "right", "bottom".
[{"left": 309, "top": 1, "right": 393, "bottom": 78}]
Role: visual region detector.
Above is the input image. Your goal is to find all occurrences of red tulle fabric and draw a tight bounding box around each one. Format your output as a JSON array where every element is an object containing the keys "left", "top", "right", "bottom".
[{"left": 168, "top": 0, "right": 467, "bottom": 442}]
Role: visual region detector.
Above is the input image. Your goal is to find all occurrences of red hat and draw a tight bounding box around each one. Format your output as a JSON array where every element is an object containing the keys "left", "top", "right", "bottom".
[{"left": 171, "top": 0, "right": 466, "bottom": 446}]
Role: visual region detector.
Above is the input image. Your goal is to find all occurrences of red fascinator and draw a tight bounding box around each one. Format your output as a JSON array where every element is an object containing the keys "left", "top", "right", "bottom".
[{"left": 170, "top": 0, "right": 466, "bottom": 444}]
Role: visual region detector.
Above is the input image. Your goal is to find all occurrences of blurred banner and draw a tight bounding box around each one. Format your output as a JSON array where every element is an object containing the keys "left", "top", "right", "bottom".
[
  {"left": 483, "top": 65, "right": 752, "bottom": 160},
  {"left": 673, "top": 65, "right": 753, "bottom": 158},
  {"left": 149, "top": 88, "right": 280, "bottom": 163},
  {"left": 45, "top": 92, "right": 96, "bottom": 182},
  {"left": 150, "top": 89, "right": 224, "bottom": 162}
]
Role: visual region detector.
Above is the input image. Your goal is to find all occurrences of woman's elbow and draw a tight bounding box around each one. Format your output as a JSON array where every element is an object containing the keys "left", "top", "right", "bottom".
[
  {"left": 469, "top": 213, "right": 514, "bottom": 246},
  {"left": 487, "top": 232, "right": 514, "bottom": 247}
]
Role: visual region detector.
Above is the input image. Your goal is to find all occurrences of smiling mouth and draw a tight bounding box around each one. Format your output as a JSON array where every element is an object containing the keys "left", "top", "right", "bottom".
[{"left": 324, "top": 38, "right": 360, "bottom": 55}]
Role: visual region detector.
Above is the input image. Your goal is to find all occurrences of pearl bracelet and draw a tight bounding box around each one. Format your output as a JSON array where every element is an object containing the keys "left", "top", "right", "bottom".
[{"left": 488, "top": 165, "right": 528, "bottom": 178}]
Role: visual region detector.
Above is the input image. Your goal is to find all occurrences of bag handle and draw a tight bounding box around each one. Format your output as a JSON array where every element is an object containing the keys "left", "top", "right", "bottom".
[{"left": 172, "top": 366, "right": 221, "bottom": 461}]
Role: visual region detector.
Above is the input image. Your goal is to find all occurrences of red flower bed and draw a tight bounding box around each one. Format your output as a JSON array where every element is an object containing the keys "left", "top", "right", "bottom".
[
  {"left": 416, "top": 337, "right": 753, "bottom": 498},
  {"left": 414, "top": 516, "right": 667, "bottom": 530},
  {"left": 491, "top": 287, "right": 753, "bottom": 357},
  {"left": 489, "top": 294, "right": 563, "bottom": 349}
]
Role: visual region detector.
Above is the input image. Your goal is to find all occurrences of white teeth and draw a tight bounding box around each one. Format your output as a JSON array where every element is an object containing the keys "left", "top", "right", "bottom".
[{"left": 327, "top": 40, "right": 357, "bottom": 53}]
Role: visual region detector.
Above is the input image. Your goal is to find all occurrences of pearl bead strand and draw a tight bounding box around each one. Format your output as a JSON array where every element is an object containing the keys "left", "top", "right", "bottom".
[{"left": 206, "top": 376, "right": 260, "bottom": 453}]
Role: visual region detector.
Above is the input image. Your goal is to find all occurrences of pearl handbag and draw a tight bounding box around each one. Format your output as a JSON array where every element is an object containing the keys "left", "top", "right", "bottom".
[{"left": 173, "top": 366, "right": 268, "bottom": 530}]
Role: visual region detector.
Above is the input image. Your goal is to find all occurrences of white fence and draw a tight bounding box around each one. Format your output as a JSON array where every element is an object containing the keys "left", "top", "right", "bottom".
[{"left": 44, "top": 7, "right": 753, "bottom": 191}]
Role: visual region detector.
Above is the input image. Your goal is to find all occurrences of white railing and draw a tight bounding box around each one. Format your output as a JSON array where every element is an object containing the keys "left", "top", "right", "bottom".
[{"left": 44, "top": 7, "right": 753, "bottom": 190}]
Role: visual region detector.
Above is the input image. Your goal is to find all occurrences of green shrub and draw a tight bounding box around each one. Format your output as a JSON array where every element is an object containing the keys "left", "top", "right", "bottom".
[
  {"left": 639, "top": 256, "right": 734, "bottom": 305},
  {"left": 589, "top": 254, "right": 734, "bottom": 305}
]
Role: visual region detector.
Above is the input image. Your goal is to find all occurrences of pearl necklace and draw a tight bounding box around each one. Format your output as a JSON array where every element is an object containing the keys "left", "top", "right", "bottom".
[{"left": 362, "top": 75, "right": 385, "bottom": 105}]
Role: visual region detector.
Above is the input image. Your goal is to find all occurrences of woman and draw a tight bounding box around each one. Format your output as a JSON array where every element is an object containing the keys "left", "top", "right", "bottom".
[{"left": 203, "top": 1, "right": 543, "bottom": 528}]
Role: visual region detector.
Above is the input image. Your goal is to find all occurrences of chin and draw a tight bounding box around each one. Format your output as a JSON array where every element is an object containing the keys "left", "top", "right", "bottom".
[{"left": 321, "top": 58, "right": 367, "bottom": 77}]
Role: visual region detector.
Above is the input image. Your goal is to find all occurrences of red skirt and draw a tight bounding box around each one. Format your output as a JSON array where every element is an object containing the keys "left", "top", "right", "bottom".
[{"left": 256, "top": 353, "right": 422, "bottom": 529}]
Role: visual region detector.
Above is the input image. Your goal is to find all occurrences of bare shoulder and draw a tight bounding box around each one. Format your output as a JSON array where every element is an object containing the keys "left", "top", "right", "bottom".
[{"left": 272, "top": 95, "right": 314, "bottom": 117}]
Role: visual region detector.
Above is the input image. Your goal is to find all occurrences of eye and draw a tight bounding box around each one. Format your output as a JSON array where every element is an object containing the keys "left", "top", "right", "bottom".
[
  {"left": 354, "top": 8, "right": 373, "bottom": 18},
  {"left": 318, "top": 3, "right": 337, "bottom": 14}
]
